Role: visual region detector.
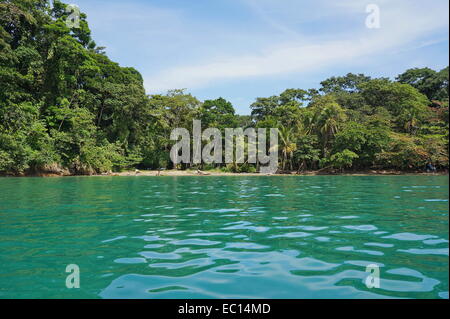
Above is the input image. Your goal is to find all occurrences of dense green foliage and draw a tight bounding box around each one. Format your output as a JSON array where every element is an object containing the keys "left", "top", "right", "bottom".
[{"left": 1, "top": 1, "right": 448, "bottom": 175}]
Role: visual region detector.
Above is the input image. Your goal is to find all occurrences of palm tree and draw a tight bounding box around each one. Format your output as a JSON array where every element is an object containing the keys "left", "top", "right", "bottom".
[
  {"left": 403, "top": 110, "right": 419, "bottom": 135},
  {"left": 278, "top": 125, "right": 297, "bottom": 171},
  {"left": 315, "top": 104, "right": 346, "bottom": 156}
]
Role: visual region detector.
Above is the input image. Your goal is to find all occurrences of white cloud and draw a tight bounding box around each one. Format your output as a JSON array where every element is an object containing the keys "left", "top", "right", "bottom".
[{"left": 144, "top": 0, "right": 449, "bottom": 93}]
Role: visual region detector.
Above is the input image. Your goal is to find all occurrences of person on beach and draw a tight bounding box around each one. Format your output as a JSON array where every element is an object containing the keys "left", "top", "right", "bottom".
[{"left": 426, "top": 162, "right": 437, "bottom": 173}]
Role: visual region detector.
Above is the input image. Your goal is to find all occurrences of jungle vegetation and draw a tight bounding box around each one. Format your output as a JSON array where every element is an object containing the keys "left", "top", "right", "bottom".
[{"left": 0, "top": 0, "right": 448, "bottom": 175}]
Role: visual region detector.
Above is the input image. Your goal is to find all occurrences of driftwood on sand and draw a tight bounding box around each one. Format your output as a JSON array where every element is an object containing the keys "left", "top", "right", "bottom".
[{"left": 196, "top": 169, "right": 211, "bottom": 176}]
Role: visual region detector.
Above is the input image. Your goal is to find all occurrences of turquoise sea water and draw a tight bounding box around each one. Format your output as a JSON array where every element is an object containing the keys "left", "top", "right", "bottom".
[{"left": 0, "top": 176, "right": 448, "bottom": 299}]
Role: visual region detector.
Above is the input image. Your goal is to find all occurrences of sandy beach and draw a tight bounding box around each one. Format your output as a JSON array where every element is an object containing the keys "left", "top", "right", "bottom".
[
  {"left": 103, "top": 169, "right": 448, "bottom": 177},
  {"left": 1, "top": 169, "right": 447, "bottom": 178}
]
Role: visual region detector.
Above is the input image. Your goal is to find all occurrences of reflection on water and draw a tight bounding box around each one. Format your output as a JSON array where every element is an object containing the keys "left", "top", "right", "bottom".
[{"left": 0, "top": 176, "right": 448, "bottom": 299}]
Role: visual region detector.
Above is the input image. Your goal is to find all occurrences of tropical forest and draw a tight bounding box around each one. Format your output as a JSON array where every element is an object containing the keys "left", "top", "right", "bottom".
[{"left": 1, "top": 0, "right": 449, "bottom": 175}]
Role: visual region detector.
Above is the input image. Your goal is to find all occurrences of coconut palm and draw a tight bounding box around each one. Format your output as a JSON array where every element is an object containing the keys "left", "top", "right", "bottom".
[
  {"left": 402, "top": 110, "right": 419, "bottom": 135},
  {"left": 277, "top": 125, "right": 297, "bottom": 171},
  {"left": 315, "top": 103, "right": 347, "bottom": 156}
]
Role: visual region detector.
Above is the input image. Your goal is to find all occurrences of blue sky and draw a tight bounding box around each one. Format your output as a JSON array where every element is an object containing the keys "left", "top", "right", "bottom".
[{"left": 70, "top": 0, "right": 449, "bottom": 114}]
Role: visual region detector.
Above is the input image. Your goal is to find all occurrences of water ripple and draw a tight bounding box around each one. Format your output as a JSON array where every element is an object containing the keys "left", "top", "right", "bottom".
[{"left": 0, "top": 175, "right": 447, "bottom": 299}]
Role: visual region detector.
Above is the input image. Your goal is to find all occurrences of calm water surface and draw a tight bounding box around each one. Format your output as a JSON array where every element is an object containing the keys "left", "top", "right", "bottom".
[{"left": 0, "top": 176, "right": 448, "bottom": 299}]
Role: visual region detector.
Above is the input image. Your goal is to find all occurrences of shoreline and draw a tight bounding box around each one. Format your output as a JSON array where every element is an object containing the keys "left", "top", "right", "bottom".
[{"left": 1, "top": 169, "right": 448, "bottom": 178}]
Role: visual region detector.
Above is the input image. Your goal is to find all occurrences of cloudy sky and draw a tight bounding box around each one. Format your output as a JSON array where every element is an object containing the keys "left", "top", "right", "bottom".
[{"left": 71, "top": 0, "right": 449, "bottom": 114}]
